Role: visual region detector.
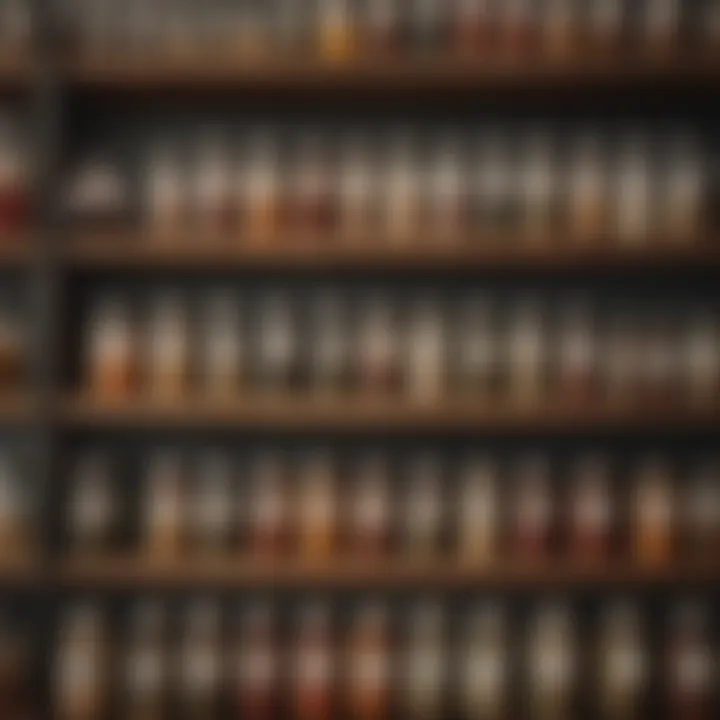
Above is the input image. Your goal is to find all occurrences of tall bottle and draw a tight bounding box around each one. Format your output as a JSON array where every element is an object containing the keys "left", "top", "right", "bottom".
[
  {"left": 318, "top": 0, "right": 357, "bottom": 60},
  {"left": 457, "top": 456, "right": 500, "bottom": 563},
  {"left": 401, "top": 454, "right": 444, "bottom": 559},
  {"left": 145, "top": 144, "right": 186, "bottom": 239},
  {"left": 240, "top": 132, "right": 282, "bottom": 242},
  {"left": 404, "top": 298, "right": 445, "bottom": 402},
  {"left": 201, "top": 291, "right": 243, "bottom": 397},
  {"left": 297, "top": 451, "right": 337, "bottom": 561},
  {"left": 555, "top": 300, "right": 596, "bottom": 402},
  {"left": 632, "top": 458, "right": 674, "bottom": 567},
  {"left": 383, "top": 133, "right": 420, "bottom": 245},
  {"left": 247, "top": 452, "right": 288, "bottom": 557},
  {"left": 191, "top": 451, "right": 234, "bottom": 555},
  {"left": 193, "top": 131, "right": 233, "bottom": 235}
]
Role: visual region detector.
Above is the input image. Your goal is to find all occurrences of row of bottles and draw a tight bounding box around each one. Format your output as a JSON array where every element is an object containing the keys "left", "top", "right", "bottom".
[
  {"left": 0, "top": 111, "right": 31, "bottom": 238},
  {"left": 60, "top": 0, "right": 720, "bottom": 59},
  {"left": 68, "top": 127, "right": 712, "bottom": 244},
  {"left": 67, "top": 450, "right": 720, "bottom": 564},
  {"left": 84, "top": 290, "right": 720, "bottom": 405},
  {"left": 54, "top": 597, "right": 719, "bottom": 720}
]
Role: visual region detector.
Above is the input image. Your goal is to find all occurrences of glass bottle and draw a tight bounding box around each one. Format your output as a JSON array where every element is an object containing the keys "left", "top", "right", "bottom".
[
  {"left": 632, "top": 458, "right": 674, "bottom": 566},
  {"left": 513, "top": 455, "right": 553, "bottom": 559},
  {"left": 427, "top": 134, "right": 467, "bottom": 241},
  {"left": 587, "top": 0, "right": 624, "bottom": 50},
  {"left": 0, "top": 611, "right": 28, "bottom": 716},
  {"left": 401, "top": 454, "right": 444, "bottom": 559},
  {"left": 404, "top": 298, "right": 445, "bottom": 403},
  {"left": 498, "top": 0, "right": 536, "bottom": 55},
  {"left": 454, "top": 0, "right": 496, "bottom": 55},
  {"left": 240, "top": 132, "right": 282, "bottom": 242},
  {"left": 568, "top": 455, "right": 613, "bottom": 561},
  {"left": 527, "top": 604, "right": 577, "bottom": 720},
  {"left": 55, "top": 605, "right": 107, "bottom": 720},
  {"left": 452, "top": 295, "right": 498, "bottom": 397},
  {"left": 355, "top": 293, "right": 399, "bottom": 395},
  {"left": 310, "top": 290, "right": 347, "bottom": 396},
  {"left": 555, "top": 300, "right": 596, "bottom": 402},
  {"left": 402, "top": 602, "right": 446, "bottom": 719},
  {"left": 366, "top": 0, "right": 404, "bottom": 51},
  {"left": 383, "top": 133, "right": 420, "bottom": 245},
  {"left": 460, "top": 605, "right": 509, "bottom": 720},
  {"left": 457, "top": 457, "right": 500, "bottom": 564},
  {"left": 0, "top": 311, "right": 25, "bottom": 390},
  {"left": 145, "top": 292, "right": 189, "bottom": 400},
  {"left": 338, "top": 133, "right": 376, "bottom": 240},
  {"left": 542, "top": 0, "right": 578, "bottom": 56},
  {"left": 412, "top": 0, "right": 447, "bottom": 53},
  {"left": 661, "top": 134, "right": 705, "bottom": 241},
  {"left": 597, "top": 603, "right": 647, "bottom": 719},
  {"left": 347, "top": 453, "right": 392, "bottom": 558},
  {"left": 193, "top": 131, "right": 233, "bottom": 236},
  {"left": 67, "top": 453, "right": 115, "bottom": 556},
  {"left": 142, "top": 451, "right": 186, "bottom": 560},
  {"left": 145, "top": 144, "right": 186, "bottom": 239},
  {"left": 255, "top": 292, "right": 297, "bottom": 393},
  {"left": 614, "top": 135, "right": 653, "bottom": 245},
  {"left": 682, "top": 463, "right": 720, "bottom": 562},
  {"left": 600, "top": 312, "right": 640, "bottom": 405},
  {"left": 248, "top": 453, "right": 288, "bottom": 557},
  {"left": 0, "top": 116, "right": 29, "bottom": 237},
  {"left": 318, "top": 0, "right": 357, "bottom": 60},
  {"left": 0, "top": 453, "right": 28, "bottom": 559},
  {"left": 566, "top": 132, "right": 606, "bottom": 242},
  {"left": 191, "top": 452, "right": 234, "bottom": 555},
  {"left": 474, "top": 131, "right": 514, "bottom": 236},
  {"left": 683, "top": 310, "right": 720, "bottom": 405},
  {"left": 0, "top": 0, "right": 31, "bottom": 52},
  {"left": 346, "top": 603, "right": 392, "bottom": 720},
  {"left": 231, "top": 603, "right": 279, "bottom": 720},
  {"left": 643, "top": 0, "right": 681, "bottom": 54},
  {"left": 86, "top": 296, "right": 136, "bottom": 399},
  {"left": 297, "top": 451, "right": 337, "bottom": 561},
  {"left": 293, "top": 603, "right": 335, "bottom": 720},
  {"left": 520, "top": 130, "right": 556, "bottom": 243},
  {"left": 507, "top": 300, "right": 546, "bottom": 405},
  {"left": 290, "top": 132, "right": 335, "bottom": 235},
  {"left": 201, "top": 291, "right": 243, "bottom": 397},
  {"left": 123, "top": 601, "right": 167, "bottom": 720},
  {"left": 178, "top": 601, "right": 222, "bottom": 720}
]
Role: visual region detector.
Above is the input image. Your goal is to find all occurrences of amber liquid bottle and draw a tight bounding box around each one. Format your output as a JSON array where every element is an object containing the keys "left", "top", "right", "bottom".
[
  {"left": 457, "top": 457, "right": 500, "bottom": 564},
  {"left": 632, "top": 459, "right": 674, "bottom": 567},
  {"left": 297, "top": 452, "right": 337, "bottom": 561},
  {"left": 347, "top": 453, "right": 392, "bottom": 558},
  {"left": 248, "top": 453, "right": 288, "bottom": 558},
  {"left": 0, "top": 613, "right": 29, "bottom": 718},
  {"left": 454, "top": 0, "right": 496, "bottom": 55}
]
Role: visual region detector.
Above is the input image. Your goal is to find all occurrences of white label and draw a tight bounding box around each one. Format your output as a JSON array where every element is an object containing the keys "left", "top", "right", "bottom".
[{"left": 260, "top": 307, "right": 294, "bottom": 370}]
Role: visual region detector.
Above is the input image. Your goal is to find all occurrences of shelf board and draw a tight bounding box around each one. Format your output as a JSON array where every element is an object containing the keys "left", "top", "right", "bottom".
[
  {"left": 66, "top": 53, "right": 720, "bottom": 91},
  {"left": 62, "top": 235, "right": 720, "bottom": 271},
  {"left": 57, "top": 395, "right": 720, "bottom": 432},
  {"left": 57, "top": 556, "right": 720, "bottom": 589}
]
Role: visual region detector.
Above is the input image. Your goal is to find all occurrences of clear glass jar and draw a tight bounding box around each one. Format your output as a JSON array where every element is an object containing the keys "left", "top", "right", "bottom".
[
  {"left": 142, "top": 451, "right": 186, "bottom": 559},
  {"left": 145, "top": 293, "right": 189, "bottom": 400},
  {"left": 401, "top": 454, "right": 444, "bottom": 558},
  {"left": 201, "top": 291, "right": 243, "bottom": 397},
  {"left": 457, "top": 457, "right": 500, "bottom": 563},
  {"left": 632, "top": 458, "right": 674, "bottom": 566},
  {"left": 404, "top": 298, "right": 445, "bottom": 402},
  {"left": 297, "top": 451, "right": 337, "bottom": 560}
]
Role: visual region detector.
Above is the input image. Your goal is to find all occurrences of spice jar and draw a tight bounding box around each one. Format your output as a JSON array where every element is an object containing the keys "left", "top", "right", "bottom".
[
  {"left": 555, "top": 300, "right": 596, "bottom": 402},
  {"left": 178, "top": 601, "right": 222, "bottom": 719},
  {"left": 600, "top": 312, "right": 641, "bottom": 404},
  {"left": 520, "top": 130, "right": 556, "bottom": 242},
  {"left": 667, "top": 603, "right": 715, "bottom": 720},
  {"left": 412, "top": 0, "right": 447, "bottom": 52},
  {"left": 123, "top": 601, "right": 167, "bottom": 720},
  {"left": 498, "top": 0, "right": 537, "bottom": 55},
  {"left": 401, "top": 454, "right": 444, "bottom": 558},
  {"left": 475, "top": 132, "right": 514, "bottom": 236},
  {"left": 542, "top": 0, "right": 578, "bottom": 56},
  {"left": 64, "top": 156, "right": 127, "bottom": 229},
  {"left": 338, "top": 133, "right": 376, "bottom": 240},
  {"left": 0, "top": 0, "right": 31, "bottom": 51},
  {"left": 427, "top": 135, "right": 467, "bottom": 240},
  {"left": 632, "top": 458, "right": 674, "bottom": 566},
  {"left": 566, "top": 133, "right": 606, "bottom": 242},
  {"left": 290, "top": 132, "right": 335, "bottom": 235},
  {"left": 661, "top": 134, "right": 705, "bottom": 241},
  {"left": 527, "top": 605, "right": 577, "bottom": 720},
  {"left": 142, "top": 451, "right": 186, "bottom": 559},
  {"left": 310, "top": 290, "right": 347, "bottom": 396},
  {"left": 683, "top": 310, "right": 720, "bottom": 405},
  {"left": 145, "top": 144, "right": 186, "bottom": 239},
  {"left": 0, "top": 612, "right": 28, "bottom": 715},
  {"left": 587, "top": 0, "right": 624, "bottom": 50},
  {"left": 193, "top": 131, "right": 233, "bottom": 235},
  {"left": 597, "top": 603, "right": 647, "bottom": 719},
  {"left": 201, "top": 291, "right": 243, "bottom": 397},
  {"left": 402, "top": 602, "right": 446, "bottom": 718},
  {"left": 145, "top": 293, "right": 190, "bottom": 400},
  {"left": 703, "top": 0, "right": 720, "bottom": 50},
  {"left": 346, "top": 603, "right": 392, "bottom": 720},
  {"left": 255, "top": 292, "right": 297, "bottom": 393},
  {"left": 638, "top": 311, "right": 679, "bottom": 403},
  {"left": 0, "top": 311, "right": 25, "bottom": 390},
  {"left": 347, "top": 453, "right": 392, "bottom": 558},
  {"left": 275, "top": 0, "right": 312, "bottom": 54},
  {"left": 452, "top": 295, "right": 499, "bottom": 397},
  {"left": 297, "top": 451, "right": 337, "bottom": 561},
  {"left": 318, "top": 0, "right": 357, "bottom": 60},
  {"left": 67, "top": 453, "right": 116, "bottom": 556},
  {"left": 0, "top": 116, "right": 29, "bottom": 238},
  {"left": 86, "top": 296, "right": 136, "bottom": 399},
  {"left": 457, "top": 457, "right": 500, "bottom": 563},
  {"left": 512, "top": 456, "right": 553, "bottom": 559},
  {"left": 568, "top": 455, "right": 613, "bottom": 560},
  {"left": 454, "top": 0, "right": 496, "bottom": 54},
  {"left": 231, "top": 603, "right": 278, "bottom": 720},
  {"left": 383, "top": 133, "right": 421, "bottom": 245},
  {"left": 191, "top": 452, "right": 234, "bottom": 555},
  {"left": 355, "top": 293, "right": 399, "bottom": 395},
  {"left": 460, "top": 605, "right": 509, "bottom": 720},
  {"left": 404, "top": 298, "right": 445, "bottom": 402},
  {"left": 0, "top": 453, "right": 28, "bottom": 558},
  {"left": 240, "top": 132, "right": 282, "bottom": 242},
  {"left": 643, "top": 0, "right": 681, "bottom": 54},
  {"left": 507, "top": 300, "right": 546, "bottom": 404},
  {"left": 614, "top": 136, "right": 653, "bottom": 245},
  {"left": 248, "top": 453, "right": 288, "bottom": 557},
  {"left": 682, "top": 464, "right": 720, "bottom": 562},
  {"left": 293, "top": 603, "right": 335, "bottom": 720},
  {"left": 55, "top": 605, "right": 108, "bottom": 720}
]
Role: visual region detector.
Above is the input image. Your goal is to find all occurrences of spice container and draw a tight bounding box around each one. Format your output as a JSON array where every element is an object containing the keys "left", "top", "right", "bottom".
[
  {"left": 404, "top": 298, "right": 445, "bottom": 402},
  {"left": 460, "top": 605, "right": 509, "bottom": 720},
  {"left": 0, "top": 311, "right": 24, "bottom": 390},
  {"left": 568, "top": 455, "right": 613, "bottom": 560},
  {"left": 0, "top": 115, "right": 29, "bottom": 237},
  {"left": 231, "top": 603, "right": 279, "bottom": 720},
  {"left": 507, "top": 300, "right": 546, "bottom": 404},
  {"left": 661, "top": 135, "right": 705, "bottom": 241},
  {"left": 426, "top": 134, "right": 467, "bottom": 240},
  {"left": 682, "top": 463, "right": 720, "bottom": 561},
  {"left": 201, "top": 291, "right": 243, "bottom": 397},
  {"left": 193, "top": 131, "right": 233, "bottom": 235},
  {"left": 542, "top": 0, "right": 578, "bottom": 56},
  {"left": 297, "top": 451, "right": 337, "bottom": 560},
  {"left": 145, "top": 144, "right": 186, "bottom": 239},
  {"left": 412, "top": 0, "right": 447, "bottom": 52},
  {"left": 402, "top": 602, "right": 446, "bottom": 718},
  {"left": 338, "top": 133, "right": 376, "bottom": 240},
  {"left": 178, "top": 601, "right": 222, "bottom": 719},
  {"left": 355, "top": 293, "right": 399, "bottom": 395},
  {"left": 346, "top": 603, "right": 392, "bottom": 719},
  {"left": 527, "top": 605, "right": 577, "bottom": 720},
  {"left": 0, "top": 453, "right": 28, "bottom": 558},
  {"left": 86, "top": 296, "right": 136, "bottom": 399},
  {"left": 401, "top": 454, "right": 444, "bottom": 558},
  {"left": 123, "top": 601, "right": 167, "bottom": 720},
  {"left": 666, "top": 603, "right": 715, "bottom": 719},
  {"left": 452, "top": 295, "right": 499, "bottom": 396},
  {"left": 520, "top": 130, "right": 556, "bottom": 242},
  {"left": 142, "top": 451, "right": 186, "bottom": 559},
  {"left": 632, "top": 458, "right": 674, "bottom": 566},
  {"left": 512, "top": 455, "right": 553, "bottom": 559},
  {"left": 566, "top": 133, "right": 606, "bottom": 242},
  {"left": 642, "top": 0, "right": 681, "bottom": 54},
  {"left": 474, "top": 131, "right": 514, "bottom": 236},
  {"left": 191, "top": 452, "right": 234, "bottom": 555},
  {"left": 597, "top": 603, "right": 647, "bottom": 719},
  {"left": 318, "top": 0, "right": 357, "bottom": 60},
  {"left": 383, "top": 133, "right": 421, "bottom": 245},
  {"left": 145, "top": 293, "right": 190, "bottom": 400},
  {"left": 248, "top": 453, "right": 288, "bottom": 557},
  {"left": 683, "top": 310, "right": 720, "bottom": 405},
  {"left": 67, "top": 453, "right": 116, "bottom": 556},
  {"left": 347, "top": 453, "right": 392, "bottom": 558},
  {"left": 55, "top": 605, "right": 108, "bottom": 720},
  {"left": 0, "top": 612, "right": 29, "bottom": 716},
  {"left": 457, "top": 457, "right": 500, "bottom": 563},
  {"left": 289, "top": 132, "right": 335, "bottom": 235},
  {"left": 255, "top": 292, "right": 297, "bottom": 393},
  {"left": 240, "top": 132, "right": 282, "bottom": 242},
  {"left": 614, "top": 136, "right": 653, "bottom": 245},
  {"left": 293, "top": 603, "right": 335, "bottom": 720},
  {"left": 555, "top": 300, "right": 596, "bottom": 401},
  {"left": 454, "top": 0, "right": 496, "bottom": 54},
  {"left": 309, "top": 290, "right": 347, "bottom": 395}
]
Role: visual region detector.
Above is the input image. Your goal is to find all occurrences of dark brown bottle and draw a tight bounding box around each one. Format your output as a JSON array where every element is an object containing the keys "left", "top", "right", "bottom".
[
  {"left": 0, "top": 612, "right": 29, "bottom": 717},
  {"left": 632, "top": 458, "right": 674, "bottom": 567},
  {"left": 512, "top": 456, "right": 553, "bottom": 560},
  {"left": 683, "top": 463, "right": 720, "bottom": 562}
]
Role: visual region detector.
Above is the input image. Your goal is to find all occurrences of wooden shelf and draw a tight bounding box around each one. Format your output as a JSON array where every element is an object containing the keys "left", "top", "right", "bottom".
[
  {"left": 66, "top": 53, "right": 720, "bottom": 91},
  {"left": 57, "top": 556, "right": 720, "bottom": 590},
  {"left": 57, "top": 395, "right": 720, "bottom": 432},
  {"left": 63, "top": 235, "right": 720, "bottom": 271}
]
